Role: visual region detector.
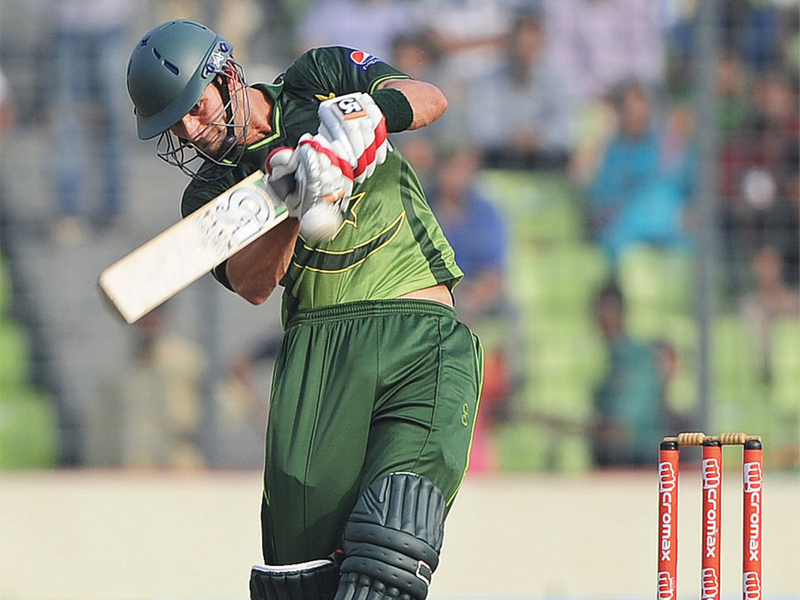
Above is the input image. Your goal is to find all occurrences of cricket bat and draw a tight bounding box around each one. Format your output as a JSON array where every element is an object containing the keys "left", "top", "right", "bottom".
[{"left": 98, "top": 170, "right": 289, "bottom": 324}]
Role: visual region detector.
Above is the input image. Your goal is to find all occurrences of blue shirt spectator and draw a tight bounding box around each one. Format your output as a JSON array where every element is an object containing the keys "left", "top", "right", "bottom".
[{"left": 586, "top": 81, "right": 695, "bottom": 264}]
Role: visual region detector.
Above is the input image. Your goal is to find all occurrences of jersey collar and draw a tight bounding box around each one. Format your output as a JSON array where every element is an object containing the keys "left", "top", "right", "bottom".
[{"left": 244, "top": 83, "right": 284, "bottom": 152}]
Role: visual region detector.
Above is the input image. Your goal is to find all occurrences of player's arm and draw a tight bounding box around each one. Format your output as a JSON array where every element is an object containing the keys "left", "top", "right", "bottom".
[
  {"left": 376, "top": 78, "right": 448, "bottom": 131},
  {"left": 225, "top": 134, "right": 354, "bottom": 303},
  {"left": 225, "top": 218, "right": 300, "bottom": 305}
]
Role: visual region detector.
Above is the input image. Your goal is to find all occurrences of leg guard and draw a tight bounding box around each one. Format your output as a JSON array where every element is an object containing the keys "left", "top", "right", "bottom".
[
  {"left": 334, "top": 473, "right": 446, "bottom": 600},
  {"left": 250, "top": 558, "right": 338, "bottom": 600}
]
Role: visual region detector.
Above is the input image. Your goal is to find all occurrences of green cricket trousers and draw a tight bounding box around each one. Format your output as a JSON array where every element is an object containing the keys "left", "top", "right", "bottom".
[{"left": 260, "top": 299, "right": 483, "bottom": 564}]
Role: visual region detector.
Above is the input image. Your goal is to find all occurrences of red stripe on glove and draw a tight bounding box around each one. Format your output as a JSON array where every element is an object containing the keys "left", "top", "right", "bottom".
[
  {"left": 299, "top": 137, "right": 355, "bottom": 182},
  {"left": 354, "top": 117, "right": 388, "bottom": 179},
  {"left": 265, "top": 146, "right": 294, "bottom": 175}
]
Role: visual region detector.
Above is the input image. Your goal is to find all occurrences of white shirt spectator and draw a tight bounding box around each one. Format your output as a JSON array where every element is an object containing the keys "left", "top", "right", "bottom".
[
  {"left": 297, "top": 0, "right": 421, "bottom": 61},
  {"left": 543, "top": 0, "right": 667, "bottom": 105},
  {"left": 422, "top": 0, "right": 515, "bottom": 80},
  {"left": 51, "top": 0, "right": 134, "bottom": 32}
]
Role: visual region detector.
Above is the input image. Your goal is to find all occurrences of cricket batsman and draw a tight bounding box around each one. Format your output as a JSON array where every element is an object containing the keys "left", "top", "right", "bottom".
[{"left": 126, "top": 20, "right": 484, "bottom": 600}]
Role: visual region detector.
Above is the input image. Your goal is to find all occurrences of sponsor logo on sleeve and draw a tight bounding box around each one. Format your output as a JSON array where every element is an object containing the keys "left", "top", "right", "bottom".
[{"left": 349, "top": 50, "right": 381, "bottom": 70}]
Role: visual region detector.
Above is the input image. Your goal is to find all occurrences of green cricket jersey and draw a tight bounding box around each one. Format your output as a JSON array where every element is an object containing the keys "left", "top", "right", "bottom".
[{"left": 180, "top": 46, "right": 463, "bottom": 324}]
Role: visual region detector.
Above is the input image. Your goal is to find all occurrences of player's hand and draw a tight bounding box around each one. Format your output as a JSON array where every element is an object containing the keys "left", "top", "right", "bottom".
[
  {"left": 266, "top": 146, "right": 303, "bottom": 217},
  {"left": 317, "top": 92, "right": 388, "bottom": 185},
  {"left": 266, "top": 135, "right": 354, "bottom": 218},
  {"left": 295, "top": 133, "right": 354, "bottom": 244},
  {"left": 295, "top": 133, "right": 354, "bottom": 214},
  {"left": 267, "top": 135, "right": 353, "bottom": 243}
]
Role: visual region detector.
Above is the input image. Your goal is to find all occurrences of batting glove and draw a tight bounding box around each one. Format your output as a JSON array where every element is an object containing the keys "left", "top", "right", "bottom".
[
  {"left": 266, "top": 135, "right": 354, "bottom": 220},
  {"left": 317, "top": 92, "right": 389, "bottom": 185},
  {"left": 266, "top": 146, "right": 303, "bottom": 217},
  {"left": 295, "top": 133, "right": 355, "bottom": 213}
]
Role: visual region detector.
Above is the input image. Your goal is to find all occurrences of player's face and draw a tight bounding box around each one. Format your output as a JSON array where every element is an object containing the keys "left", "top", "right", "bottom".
[{"left": 170, "top": 85, "right": 229, "bottom": 157}]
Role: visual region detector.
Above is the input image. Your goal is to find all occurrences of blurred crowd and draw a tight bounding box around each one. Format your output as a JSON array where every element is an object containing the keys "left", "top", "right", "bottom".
[{"left": 0, "top": 0, "right": 797, "bottom": 471}]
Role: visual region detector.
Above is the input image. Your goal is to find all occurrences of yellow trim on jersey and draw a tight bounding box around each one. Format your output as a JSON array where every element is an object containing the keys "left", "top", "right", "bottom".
[{"left": 293, "top": 212, "right": 405, "bottom": 274}]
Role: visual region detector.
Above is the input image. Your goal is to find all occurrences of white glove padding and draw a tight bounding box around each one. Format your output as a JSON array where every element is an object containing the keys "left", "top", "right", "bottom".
[
  {"left": 317, "top": 92, "right": 389, "bottom": 185},
  {"left": 266, "top": 146, "right": 303, "bottom": 217},
  {"left": 295, "top": 133, "right": 355, "bottom": 217},
  {"left": 266, "top": 135, "right": 354, "bottom": 220}
]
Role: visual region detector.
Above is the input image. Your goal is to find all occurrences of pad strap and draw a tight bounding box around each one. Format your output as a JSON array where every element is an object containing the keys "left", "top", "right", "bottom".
[{"left": 250, "top": 558, "right": 338, "bottom": 600}]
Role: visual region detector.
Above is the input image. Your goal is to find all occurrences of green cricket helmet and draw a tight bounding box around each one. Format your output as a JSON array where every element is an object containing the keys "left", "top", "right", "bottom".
[{"left": 127, "top": 20, "right": 234, "bottom": 140}]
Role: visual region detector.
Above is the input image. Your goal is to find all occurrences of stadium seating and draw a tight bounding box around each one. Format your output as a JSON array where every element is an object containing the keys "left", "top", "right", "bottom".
[
  {"left": 479, "top": 170, "right": 603, "bottom": 471},
  {"left": 477, "top": 169, "right": 583, "bottom": 244},
  {"left": 768, "top": 316, "right": 800, "bottom": 451},
  {"left": 710, "top": 313, "right": 766, "bottom": 434},
  {"left": 618, "top": 244, "right": 696, "bottom": 327},
  {"left": 0, "top": 256, "right": 58, "bottom": 468},
  {"left": 475, "top": 168, "right": 798, "bottom": 472}
]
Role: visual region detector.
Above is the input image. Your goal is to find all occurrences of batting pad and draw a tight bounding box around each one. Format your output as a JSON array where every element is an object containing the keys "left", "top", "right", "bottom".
[{"left": 335, "top": 472, "right": 446, "bottom": 600}]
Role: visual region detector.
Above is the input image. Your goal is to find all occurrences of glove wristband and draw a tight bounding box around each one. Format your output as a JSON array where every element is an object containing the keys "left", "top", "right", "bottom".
[{"left": 371, "top": 87, "right": 414, "bottom": 133}]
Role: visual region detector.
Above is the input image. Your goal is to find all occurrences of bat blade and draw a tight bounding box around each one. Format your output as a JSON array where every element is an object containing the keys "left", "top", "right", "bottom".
[{"left": 98, "top": 170, "right": 288, "bottom": 323}]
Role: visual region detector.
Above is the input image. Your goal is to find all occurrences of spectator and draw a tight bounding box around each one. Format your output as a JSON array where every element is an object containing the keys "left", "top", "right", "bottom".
[
  {"left": 217, "top": 0, "right": 265, "bottom": 64},
  {"left": 543, "top": 0, "right": 667, "bottom": 108},
  {"left": 719, "top": 0, "right": 784, "bottom": 71},
  {"left": 719, "top": 69, "right": 797, "bottom": 203},
  {"left": 590, "top": 279, "right": 674, "bottom": 468},
  {"left": 228, "top": 333, "right": 281, "bottom": 427},
  {"left": 387, "top": 33, "right": 458, "bottom": 187},
  {"left": 388, "top": 31, "right": 443, "bottom": 82},
  {"left": 414, "top": 0, "right": 515, "bottom": 151},
  {"left": 296, "top": 0, "right": 420, "bottom": 60},
  {"left": 738, "top": 246, "right": 800, "bottom": 382},
  {"left": 753, "top": 68, "right": 800, "bottom": 143},
  {"left": 431, "top": 146, "right": 509, "bottom": 325},
  {"left": 47, "top": 0, "right": 136, "bottom": 243},
  {"left": 96, "top": 304, "right": 207, "bottom": 468},
  {"left": 769, "top": 145, "right": 800, "bottom": 286},
  {"left": 429, "top": 144, "right": 518, "bottom": 472},
  {"left": 421, "top": 0, "right": 512, "bottom": 82},
  {"left": 0, "top": 67, "right": 13, "bottom": 136},
  {"left": 718, "top": 69, "right": 799, "bottom": 294},
  {"left": 388, "top": 32, "right": 459, "bottom": 126},
  {"left": 584, "top": 80, "right": 695, "bottom": 266},
  {"left": 0, "top": 64, "right": 15, "bottom": 214},
  {"left": 0, "top": 65, "right": 14, "bottom": 248},
  {"left": 715, "top": 49, "right": 752, "bottom": 138},
  {"left": 469, "top": 9, "right": 572, "bottom": 169},
  {"left": 667, "top": 0, "right": 787, "bottom": 76}
]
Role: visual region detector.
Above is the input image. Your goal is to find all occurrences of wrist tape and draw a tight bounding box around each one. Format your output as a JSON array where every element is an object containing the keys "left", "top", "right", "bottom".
[{"left": 371, "top": 87, "right": 414, "bottom": 133}]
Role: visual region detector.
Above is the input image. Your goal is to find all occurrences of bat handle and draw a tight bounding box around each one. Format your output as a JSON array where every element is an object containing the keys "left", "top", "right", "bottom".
[{"left": 263, "top": 173, "right": 295, "bottom": 203}]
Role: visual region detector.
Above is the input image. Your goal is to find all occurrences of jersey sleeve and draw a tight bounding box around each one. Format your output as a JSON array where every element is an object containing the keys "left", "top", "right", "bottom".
[{"left": 281, "top": 46, "right": 411, "bottom": 99}]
